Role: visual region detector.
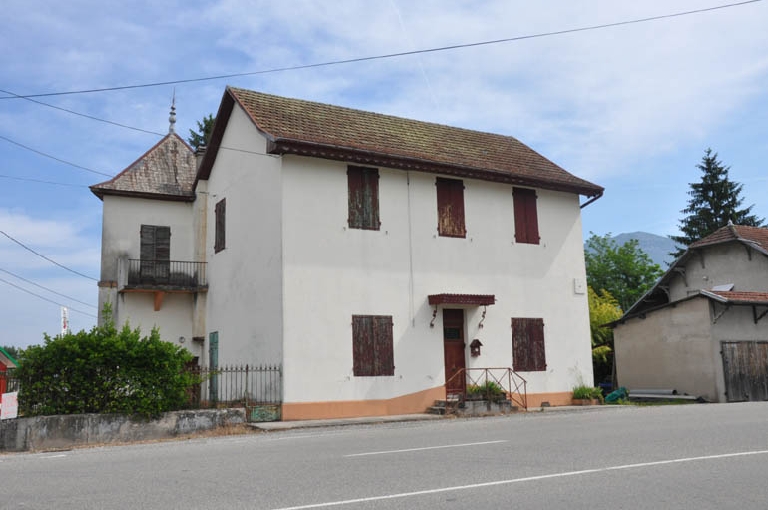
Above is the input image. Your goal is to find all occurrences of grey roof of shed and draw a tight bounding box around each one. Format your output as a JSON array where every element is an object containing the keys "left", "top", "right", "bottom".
[
  {"left": 198, "top": 87, "right": 603, "bottom": 198},
  {"left": 90, "top": 133, "right": 197, "bottom": 201}
]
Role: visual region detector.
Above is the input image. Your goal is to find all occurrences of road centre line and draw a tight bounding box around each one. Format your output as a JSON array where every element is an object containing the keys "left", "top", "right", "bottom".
[
  {"left": 271, "top": 449, "right": 768, "bottom": 510},
  {"left": 344, "top": 440, "right": 508, "bottom": 457}
]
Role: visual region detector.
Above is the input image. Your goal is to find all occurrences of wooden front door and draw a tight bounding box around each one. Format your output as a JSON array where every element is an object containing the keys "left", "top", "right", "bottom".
[{"left": 443, "top": 309, "right": 466, "bottom": 396}]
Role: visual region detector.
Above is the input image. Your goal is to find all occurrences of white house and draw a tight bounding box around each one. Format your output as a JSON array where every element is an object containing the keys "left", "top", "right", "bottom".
[{"left": 93, "top": 87, "right": 603, "bottom": 419}]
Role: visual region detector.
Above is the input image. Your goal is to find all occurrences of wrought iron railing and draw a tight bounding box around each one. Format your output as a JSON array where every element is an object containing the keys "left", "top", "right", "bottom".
[
  {"left": 126, "top": 259, "right": 207, "bottom": 288},
  {"left": 445, "top": 367, "right": 527, "bottom": 410},
  {"left": 186, "top": 364, "right": 282, "bottom": 409}
]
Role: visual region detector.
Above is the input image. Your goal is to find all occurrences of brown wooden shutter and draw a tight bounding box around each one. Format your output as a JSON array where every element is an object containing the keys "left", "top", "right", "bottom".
[
  {"left": 513, "top": 187, "right": 539, "bottom": 244},
  {"left": 215, "top": 198, "right": 226, "bottom": 253},
  {"left": 352, "top": 315, "right": 374, "bottom": 376},
  {"left": 140, "top": 225, "right": 156, "bottom": 261},
  {"left": 436, "top": 178, "right": 466, "bottom": 238},
  {"left": 373, "top": 316, "right": 394, "bottom": 376},
  {"left": 512, "top": 318, "right": 546, "bottom": 371},
  {"left": 347, "top": 166, "right": 380, "bottom": 230}
]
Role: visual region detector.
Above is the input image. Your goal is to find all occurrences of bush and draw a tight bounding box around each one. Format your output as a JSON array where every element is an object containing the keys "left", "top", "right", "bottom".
[
  {"left": 16, "top": 308, "right": 197, "bottom": 418},
  {"left": 467, "top": 380, "right": 506, "bottom": 401},
  {"left": 572, "top": 384, "right": 604, "bottom": 402}
]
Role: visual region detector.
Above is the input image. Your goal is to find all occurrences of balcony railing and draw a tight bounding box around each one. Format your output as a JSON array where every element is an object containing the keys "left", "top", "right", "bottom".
[{"left": 126, "top": 259, "right": 207, "bottom": 290}]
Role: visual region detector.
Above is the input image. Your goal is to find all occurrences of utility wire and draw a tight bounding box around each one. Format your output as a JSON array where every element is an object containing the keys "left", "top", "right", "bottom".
[
  {"left": 0, "top": 277, "right": 97, "bottom": 318},
  {"left": 0, "top": 230, "right": 99, "bottom": 281},
  {"left": 0, "top": 174, "right": 89, "bottom": 188},
  {"left": 0, "top": 267, "right": 98, "bottom": 308},
  {"left": 0, "top": 0, "right": 761, "bottom": 100},
  {"left": 0, "top": 135, "right": 113, "bottom": 177},
  {"left": 0, "top": 89, "right": 165, "bottom": 137}
]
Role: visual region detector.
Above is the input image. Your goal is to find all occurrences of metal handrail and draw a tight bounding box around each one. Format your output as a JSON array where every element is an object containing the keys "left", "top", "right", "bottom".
[
  {"left": 445, "top": 367, "right": 528, "bottom": 410},
  {"left": 126, "top": 259, "right": 207, "bottom": 288}
]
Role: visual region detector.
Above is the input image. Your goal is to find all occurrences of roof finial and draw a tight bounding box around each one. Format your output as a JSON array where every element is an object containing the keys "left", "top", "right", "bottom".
[{"left": 169, "top": 88, "right": 177, "bottom": 134}]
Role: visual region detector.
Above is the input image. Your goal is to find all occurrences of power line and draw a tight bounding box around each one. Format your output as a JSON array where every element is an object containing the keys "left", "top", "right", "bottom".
[
  {"left": 0, "top": 0, "right": 761, "bottom": 100},
  {"left": 0, "top": 277, "right": 97, "bottom": 318},
  {"left": 0, "top": 267, "right": 97, "bottom": 308},
  {"left": 0, "top": 230, "right": 99, "bottom": 281},
  {"left": 0, "top": 174, "right": 89, "bottom": 188},
  {"left": 0, "top": 135, "right": 113, "bottom": 177},
  {"left": 0, "top": 89, "right": 165, "bottom": 137}
]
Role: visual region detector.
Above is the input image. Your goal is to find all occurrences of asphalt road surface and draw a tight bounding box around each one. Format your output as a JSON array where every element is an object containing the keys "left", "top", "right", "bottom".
[{"left": 3, "top": 403, "right": 768, "bottom": 509}]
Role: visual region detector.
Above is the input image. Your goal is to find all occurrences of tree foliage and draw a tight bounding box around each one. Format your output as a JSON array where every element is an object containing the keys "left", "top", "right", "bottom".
[
  {"left": 187, "top": 114, "right": 215, "bottom": 150},
  {"left": 588, "top": 286, "right": 622, "bottom": 384},
  {"left": 584, "top": 233, "right": 664, "bottom": 312},
  {"left": 16, "top": 309, "right": 197, "bottom": 417},
  {"left": 671, "top": 148, "right": 764, "bottom": 254}
]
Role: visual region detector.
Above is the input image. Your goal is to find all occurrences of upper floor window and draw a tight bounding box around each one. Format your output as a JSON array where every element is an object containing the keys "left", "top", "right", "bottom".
[
  {"left": 140, "top": 225, "right": 170, "bottom": 281},
  {"left": 436, "top": 177, "right": 466, "bottom": 238},
  {"left": 347, "top": 166, "right": 380, "bottom": 230},
  {"left": 215, "top": 198, "right": 226, "bottom": 253},
  {"left": 352, "top": 314, "right": 394, "bottom": 376},
  {"left": 511, "top": 317, "right": 546, "bottom": 372},
  {"left": 513, "top": 187, "right": 539, "bottom": 244}
]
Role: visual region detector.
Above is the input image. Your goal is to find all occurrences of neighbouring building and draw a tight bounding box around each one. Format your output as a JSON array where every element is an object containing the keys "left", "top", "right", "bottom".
[
  {"left": 613, "top": 223, "right": 768, "bottom": 402},
  {"left": 92, "top": 87, "right": 603, "bottom": 419}
]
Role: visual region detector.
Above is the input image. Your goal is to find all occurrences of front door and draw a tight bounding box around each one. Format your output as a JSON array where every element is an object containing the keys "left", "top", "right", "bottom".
[{"left": 443, "top": 309, "right": 466, "bottom": 396}]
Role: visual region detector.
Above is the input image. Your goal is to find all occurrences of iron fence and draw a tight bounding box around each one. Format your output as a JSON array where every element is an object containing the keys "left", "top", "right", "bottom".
[
  {"left": 186, "top": 364, "right": 282, "bottom": 409},
  {"left": 127, "top": 259, "right": 207, "bottom": 288},
  {"left": 445, "top": 367, "right": 528, "bottom": 410},
  {"left": 0, "top": 369, "right": 19, "bottom": 394}
]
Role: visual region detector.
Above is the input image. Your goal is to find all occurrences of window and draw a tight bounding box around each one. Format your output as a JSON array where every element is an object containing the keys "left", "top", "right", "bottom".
[
  {"left": 352, "top": 315, "right": 394, "bottom": 376},
  {"left": 511, "top": 318, "right": 546, "bottom": 371},
  {"left": 140, "top": 225, "right": 170, "bottom": 281},
  {"left": 513, "top": 187, "right": 539, "bottom": 244},
  {"left": 347, "top": 166, "right": 380, "bottom": 230},
  {"left": 436, "top": 177, "right": 466, "bottom": 238},
  {"left": 214, "top": 198, "right": 226, "bottom": 253}
]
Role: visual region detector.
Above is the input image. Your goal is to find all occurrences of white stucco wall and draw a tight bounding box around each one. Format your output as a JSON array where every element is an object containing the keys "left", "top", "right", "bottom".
[
  {"left": 97, "top": 195, "right": 200, "bottom": 356},
  {"left": 279, "top": 157, "right": 593, "bottom": 403},
  {"left": 202, "top": 106, "right": 283, "bottom": 366},
  {"left": 614, "top": 297, "right": 720, "bottom": 400}
]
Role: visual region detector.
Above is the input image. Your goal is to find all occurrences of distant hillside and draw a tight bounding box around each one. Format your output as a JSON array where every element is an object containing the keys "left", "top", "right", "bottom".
[{"left": 612, "top": 232, "right": 678, "bottom": 268}]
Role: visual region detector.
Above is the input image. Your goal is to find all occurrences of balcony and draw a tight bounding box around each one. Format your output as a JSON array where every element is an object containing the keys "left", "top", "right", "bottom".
[{"left": 118, "top": 259, "right": 207, "bottom": 310}]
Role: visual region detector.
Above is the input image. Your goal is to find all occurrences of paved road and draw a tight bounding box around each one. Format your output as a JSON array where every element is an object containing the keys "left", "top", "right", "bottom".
[{"left": 3, "top": 403, "right": 768, "bottom": 509}]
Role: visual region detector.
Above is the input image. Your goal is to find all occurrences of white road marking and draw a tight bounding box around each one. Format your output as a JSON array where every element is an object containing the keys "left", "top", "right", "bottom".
[
  {"left": 271, "top": 449, "right": 768, "bottom": 510},
  {"left": 344, "top": 440, "right": 508, "bottom": 457},
  {"left": 43, "top": 454, "right": 66, "bottom": 459}
]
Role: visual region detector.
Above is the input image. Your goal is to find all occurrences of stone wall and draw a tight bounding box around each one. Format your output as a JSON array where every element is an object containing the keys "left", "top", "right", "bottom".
[{"left": 0, "top": 409, "right": 245, "bottom": 452}]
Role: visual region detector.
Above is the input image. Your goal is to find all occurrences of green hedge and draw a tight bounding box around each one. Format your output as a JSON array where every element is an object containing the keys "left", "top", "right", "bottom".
[{"left": 16, "top": 310, "right": 197, "bottom": 418}]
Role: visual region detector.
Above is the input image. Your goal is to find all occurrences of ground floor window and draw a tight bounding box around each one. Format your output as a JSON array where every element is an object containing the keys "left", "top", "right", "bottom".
[
  {"left": 352, "top": 315, "right": 394, "bottom": 376},
  {"left": 512, "top": 317, "right": 546, "bottom": 371}
]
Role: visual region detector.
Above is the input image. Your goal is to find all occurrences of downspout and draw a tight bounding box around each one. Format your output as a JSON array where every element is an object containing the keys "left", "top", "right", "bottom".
[{"left": 580, "top": 191, "right": 604, "bottom": 209}]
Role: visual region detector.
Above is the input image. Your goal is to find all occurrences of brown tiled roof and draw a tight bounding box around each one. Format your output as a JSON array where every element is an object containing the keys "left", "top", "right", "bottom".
[
  {"left": 689, "top": 223, "right": 768, "bottom": 251},
  {"left": 91, "top": 133, "right": 196, "bottom": 201},
  {"left": 708, "top": 290, "right": 768, "bottom": 304},
  {"left": 199, "top": 87, "right": 603, "bottom": 197}
]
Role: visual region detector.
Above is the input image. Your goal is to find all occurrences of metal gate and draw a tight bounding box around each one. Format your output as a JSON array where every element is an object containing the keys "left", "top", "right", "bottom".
[{"left": 721, "top": 341, "right": 768, "bottom": 402}]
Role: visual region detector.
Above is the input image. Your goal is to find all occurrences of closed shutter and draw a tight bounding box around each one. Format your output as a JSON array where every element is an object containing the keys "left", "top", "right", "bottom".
[
  {"left": 140, "top": 225, "right": 170, "bottom": 281},
  {"left": 512, "top": 318, "right": 546, "bottom": 371},
  {"left": 347, "top": 166, "right": 380, "bottom": 230},
  {"left": 215, "top": 199, "right": 226, "bottom": 253},
  {"left": 436, "top": 177, "right": 466, "bottom": 238},
  {"left": 513, "top": 187, "right": 539, "bottom": 244},
  {"left": 352, "top": 315, "right": 394, "bottom": 376}
]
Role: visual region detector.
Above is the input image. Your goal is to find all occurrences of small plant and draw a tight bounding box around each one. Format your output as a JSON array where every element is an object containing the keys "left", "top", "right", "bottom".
[
  {"left": 572, "top": 384, "right": 604, "bottom": 402},
  {"left": 467, "top": 380, "right": 507, "bottom": 401}
]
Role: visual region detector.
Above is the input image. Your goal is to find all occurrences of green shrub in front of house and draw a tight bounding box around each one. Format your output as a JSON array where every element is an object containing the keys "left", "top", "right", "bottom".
[
  {"left": 572, "top": 384, "right": 604, "bottom": 402},
  {"left": 466, "top": 380, "right": 507, "bottom": 401},
  {"left": 15, "top": 307, "right": 197, "bottom": 418}
]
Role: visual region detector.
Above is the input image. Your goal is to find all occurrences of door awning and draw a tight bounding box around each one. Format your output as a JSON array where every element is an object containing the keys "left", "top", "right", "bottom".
[{"left": 428, "top": 294, "right": 496, "bottom": 306}]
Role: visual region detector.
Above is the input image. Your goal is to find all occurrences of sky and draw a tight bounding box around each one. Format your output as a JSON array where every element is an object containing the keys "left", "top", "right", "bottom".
[{"left": 1, "top": 0, "right": 767, "bottom": 348}]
